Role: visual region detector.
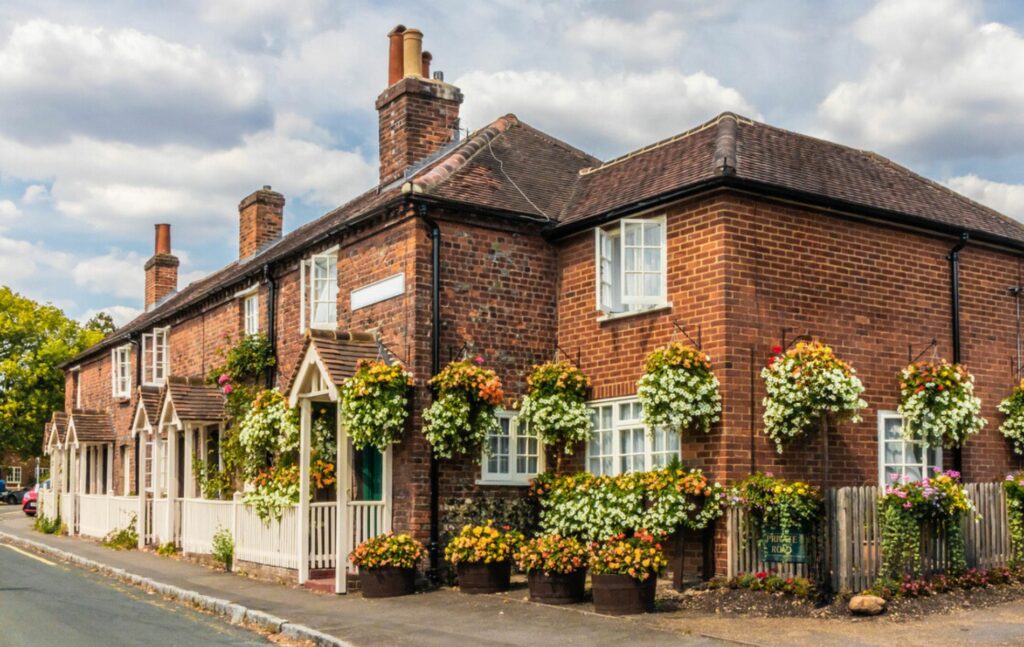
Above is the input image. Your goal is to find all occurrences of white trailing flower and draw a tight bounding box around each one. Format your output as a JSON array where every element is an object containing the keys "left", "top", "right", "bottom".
[
  {"left": 637, "top": 343, "right": 721, "bottom": 435},
  {"left": 762, "top": 341, "right": 866, "bottom": 453},
  {"left": 899, "top": 361, "right": 984, "bottom": 448},
  {"left": 999, "top": 379, "right": 1024, "bottom": 455}
]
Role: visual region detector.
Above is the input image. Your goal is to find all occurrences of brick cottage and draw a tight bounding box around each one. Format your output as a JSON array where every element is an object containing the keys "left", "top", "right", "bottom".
[{"left": 46, "top": 25, "right": 1024, "bottom": 586}]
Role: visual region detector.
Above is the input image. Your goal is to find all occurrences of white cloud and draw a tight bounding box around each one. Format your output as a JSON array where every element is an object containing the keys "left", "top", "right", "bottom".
[
  {"left": 0, "top": 236, "right": 72, "bottom": 284},
  {"left": 21, "top": 184, "right": 49, "bottom": 204},
  {"left": 80, "top": 304, "right": 142, "bottom": 328},
  {"left": 817, "top": 0, "right": 1024, "bottom": 160},
  {"left": 947, "top": 174, "right": 1024, "bottom": 222},
  {"left": 72, "top": 249, "right": 145, "bottom": 299},
  {"left": 0, "top": 200, "right": 21, "bottom": 230},
  {"left": 567, "top": 11, "right": 686, "bottom": 62},
  {"left": 457, "top": 69, "right": 759, "bottom": 157},
  {"left": 0, "top": 112, "right": 376, "bottom": 236},
  {"left": 0, "top": 19, "right": 271, "bottom": 147}
]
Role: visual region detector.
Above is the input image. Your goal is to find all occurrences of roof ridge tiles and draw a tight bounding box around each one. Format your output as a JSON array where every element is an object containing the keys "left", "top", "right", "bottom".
[{"left": 408, "top": 114, "right": 519, "bottom": 194}]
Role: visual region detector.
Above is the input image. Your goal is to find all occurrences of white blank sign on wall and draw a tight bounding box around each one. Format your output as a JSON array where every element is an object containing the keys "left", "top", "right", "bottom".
[{"left": 351, "top": 272, "right": 405, "bottom": 310}]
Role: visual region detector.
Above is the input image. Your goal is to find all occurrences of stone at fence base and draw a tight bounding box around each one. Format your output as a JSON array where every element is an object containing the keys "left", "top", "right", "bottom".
[{"left": 849, "top": 594, "right": 886, "bottom": 616}]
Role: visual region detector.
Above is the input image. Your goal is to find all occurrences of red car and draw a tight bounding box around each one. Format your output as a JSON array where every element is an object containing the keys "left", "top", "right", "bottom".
[{"left": 22, "top": 486, "right": 38, "bottom": 516}]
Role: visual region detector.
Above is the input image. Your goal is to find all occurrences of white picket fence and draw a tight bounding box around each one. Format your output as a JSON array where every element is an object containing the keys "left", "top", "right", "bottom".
[
  {"left": 728, "top": 482, "right": 1013, "bottom": 593},
  {"left": 152, "top": 497, "right": 170, "bottom": 544},
  {"left": 180, "top": 499, "right": 234, "bottom": 554},
  {"left": 309, "top": 502, "right": 337, "bottom": 570},
  {"left": 61, "top": 493, "right": 76, "bottom": 532},
  {"left": 77, "top": 494, "right": 138, "bottom": 539},
  {"left": 235, "top": 503, "right": 300, "bottom": 569}
]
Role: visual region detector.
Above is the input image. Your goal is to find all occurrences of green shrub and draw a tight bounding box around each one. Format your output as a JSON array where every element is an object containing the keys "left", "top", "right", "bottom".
[
  {"left": 212, "top": 527, "right": 234, "bottom": 571},
  {"left": 33, "top": 514, "right": 62, "bottom": 535},
  {"left": 155, "top": 541, "right": 178, "bottom": 556},
  {"left": 102, "top": 515, "right": 138, "bottom": 550}
]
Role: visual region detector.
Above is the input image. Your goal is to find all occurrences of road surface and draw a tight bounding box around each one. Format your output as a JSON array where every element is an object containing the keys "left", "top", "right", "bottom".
[{"left": 0, "top": 512, "right": 269, "bottom": 646}]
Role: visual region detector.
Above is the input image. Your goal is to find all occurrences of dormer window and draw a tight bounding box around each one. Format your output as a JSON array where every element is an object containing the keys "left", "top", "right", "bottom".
[
  {"left": 141, "top": 327, "right": 169, "bottom": 386},
  {"left": 111, "top": 345, "right": 132, "bottom": 398},
  {"left": 299, "top": 249, "right": 338, "bottom": 331},
  {"left": 595, "top": 216, "right": 667, "bottom": 315}
]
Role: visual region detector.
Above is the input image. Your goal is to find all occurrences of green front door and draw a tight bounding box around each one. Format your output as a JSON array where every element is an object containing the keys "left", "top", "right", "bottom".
[{"left": 353, "top": 445, "right": 382, "bottom": 501}]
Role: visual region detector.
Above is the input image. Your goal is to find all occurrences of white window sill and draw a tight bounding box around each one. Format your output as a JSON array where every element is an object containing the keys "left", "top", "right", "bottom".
[
  {"left": 309, "top": 322, "right": 336, "bottom": 331},
  {"left": 597, "top": 302, "right": 672, "bottom": 323},
  {"left": 476, "top": 477, "right": 534, "bottom": 487}
]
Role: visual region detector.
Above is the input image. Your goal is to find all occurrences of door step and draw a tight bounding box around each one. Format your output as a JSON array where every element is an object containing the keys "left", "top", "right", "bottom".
[{"left": 302, "top": 569, "right": 361, "bottom": 593}]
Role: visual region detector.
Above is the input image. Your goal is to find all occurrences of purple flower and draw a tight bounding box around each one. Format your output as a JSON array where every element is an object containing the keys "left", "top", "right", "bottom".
[{"left": 903, "top": 502, "right": 913, "bottom": 509}]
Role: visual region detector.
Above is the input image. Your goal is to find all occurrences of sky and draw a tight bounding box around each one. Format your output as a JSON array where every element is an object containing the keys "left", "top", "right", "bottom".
[{"left": 1, "top": 0, "right": 1023, "bottom": 326}]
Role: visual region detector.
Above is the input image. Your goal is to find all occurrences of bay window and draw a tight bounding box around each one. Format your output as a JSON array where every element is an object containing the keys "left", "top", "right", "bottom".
[
  {"left": 587, "top": 398, "right": 679, "bottom": 476},
  {"left": 595, "top": 215, "right": 667, "bottom": 315}
]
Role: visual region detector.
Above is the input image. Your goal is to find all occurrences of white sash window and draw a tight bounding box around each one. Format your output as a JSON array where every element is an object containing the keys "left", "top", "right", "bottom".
[
  {"left": 243, "top": 294, "right": 259, "bottom": 335},
  {"left": 479, "top": 412, "right": 543, "bottom": 485},
  {"left": 587, "top": 398, "right": 679, "bottom": 476},
  {"left": 299, "top": 249, "right": 338, "bottom": 331},
  {"left": 141, "top": 327, "right": 169, "bottom": 386}
]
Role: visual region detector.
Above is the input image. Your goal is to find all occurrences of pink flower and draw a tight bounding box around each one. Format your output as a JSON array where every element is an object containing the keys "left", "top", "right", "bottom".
[
  {"left": 473, "top": 355, "right": 484, "bottom": 365},
  {"left": 218, "top": 373, "right": 231, "bottom": 385},
  {"left": 223, "top": 384, "right": 234, "bottom": 395}
]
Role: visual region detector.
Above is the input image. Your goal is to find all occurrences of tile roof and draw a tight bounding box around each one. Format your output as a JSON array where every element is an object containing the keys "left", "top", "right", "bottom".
[
  {"left": 163, "top": 377, "right": 226, "bottom": 422},
  {"left": 69, "top": 410, "right": 114, "bottom": 443},
  {"left": 136, "top": 386, "right": 162, "bottom": 427},
  {"left": 284, "top": 329, "right": 380, "bottom": 394},
  {"left": 46, "top": 412, "right": 67, "bottom": 448},
  {"left": 557, "top": 113, "right": 1024, "bottom": 246}
]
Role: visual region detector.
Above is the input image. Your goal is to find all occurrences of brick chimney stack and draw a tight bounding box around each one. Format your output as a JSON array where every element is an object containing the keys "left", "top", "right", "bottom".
[
  {"left": 238, "top": 185, "right": 285, "bottom": 258},
  {"left": 144, "top": 223, "right": 179, "bottom": 310},
  {"left": 376, "top": 25, "right": 463, "bottom": 185}
]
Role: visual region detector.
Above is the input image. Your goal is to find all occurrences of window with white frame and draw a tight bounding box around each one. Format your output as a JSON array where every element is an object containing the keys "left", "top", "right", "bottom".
[
  {"left": 877, "top": 411, "right": 941, "bottom": 486},
  {"left": 6, "top": 466, "right": 21, "bottom": 487},
  {"left": 479, "top": 412, "right": 542, "bottom": 485},
  {"left": 141, "top": 327, "right": 169, "bottom": 386},
  {"left": 299, "top": 251, "right": 338, "bottom": 331},
  {"left": 595, "top": 216, "right": 667, "bottom": 315},
  {"left": 587, "top": 398, "right": 680, "bottom": 476},
  {"left": 243, "top": 293, "right": 259, "bottom": 335},
  {"left": 111, "top": 345, "right": 132, "bottom": 398}
]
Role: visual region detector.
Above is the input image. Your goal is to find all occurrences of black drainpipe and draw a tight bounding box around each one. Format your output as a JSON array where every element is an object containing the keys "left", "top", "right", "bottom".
[
  {"left": 263, "top": 264, "right": 277, "bottom": 389},
  {"left": 948, "top": 232, "right": 969, "bottom": 473},
  {"left": 130, "top": 331, "right": 141, "bottom": 494},
  {"left": 422, "top": 206, "right": 442, "bottom": 584}
]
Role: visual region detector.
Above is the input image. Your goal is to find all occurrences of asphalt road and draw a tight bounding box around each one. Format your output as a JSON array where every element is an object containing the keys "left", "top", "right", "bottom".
[{"left": 0, "top": 517, "right": 270, "bottom": 647}]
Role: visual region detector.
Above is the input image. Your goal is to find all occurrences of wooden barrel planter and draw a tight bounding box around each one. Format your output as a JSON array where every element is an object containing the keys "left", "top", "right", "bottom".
[
  {"left": 360, "top": 567, "right": 417, "bottom": 598},
  {"left": 527, "top": 569, "right": 586, "bottom": 605},
  {"left": 457, "top": 560, "right": 511, "bottom": 594},
  {"left": 591, "top": 574, "right": 656, "bottom": 615}
]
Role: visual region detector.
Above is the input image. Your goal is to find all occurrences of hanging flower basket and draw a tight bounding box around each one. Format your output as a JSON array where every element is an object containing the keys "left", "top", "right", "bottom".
[
  {"left": 638, "top": 343, "right": 721, "bottom": 435},
  {"left": 998, "top": 379, "right": 1024, "bottom": 455},
  {"left": 762, "top": 341, "right": 866, "bottom": 452},
  {"left": 423, "top": 357, "right": 504, "bottom": 459},
  {"left": 898, "top": 361, "right": 985, "bottom": 448},
  {"left": 518, "top": 361, "right": 591, "bottom": 456},
  {"left": 340, "top": 359, "right": 414, "bottom": 452}
]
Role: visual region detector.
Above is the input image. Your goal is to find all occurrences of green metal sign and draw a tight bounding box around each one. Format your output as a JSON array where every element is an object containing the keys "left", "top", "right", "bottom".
[{"left": 760, "top": 526, "right": 808, "bottom": 563}]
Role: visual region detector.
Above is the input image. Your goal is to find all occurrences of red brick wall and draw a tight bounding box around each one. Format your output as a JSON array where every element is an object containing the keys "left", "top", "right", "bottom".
[{"left": 144, "top": 255, "right": 179, "bottom": 309}]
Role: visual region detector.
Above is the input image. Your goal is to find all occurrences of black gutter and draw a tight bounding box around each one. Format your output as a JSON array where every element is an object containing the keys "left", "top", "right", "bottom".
[
  {"left": 421, "top": 205, "right": 443, "bottom": 584},
  {"left": 263, "top": 264, "right": 278, "bottom": 389},
  {"left": 949, "top": 232, "right": 969, "bottom": 474}
]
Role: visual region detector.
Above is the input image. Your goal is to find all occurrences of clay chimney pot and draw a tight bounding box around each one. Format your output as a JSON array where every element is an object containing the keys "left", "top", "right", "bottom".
[
  {"left": 154, "top": 223, "right": 171, "bottom": 255},
  {"left": 387, "top": 25, "right": 406, "bottom": 85},
  {"left": 402, "top": 29, "right": 423, "bottom": 77}
]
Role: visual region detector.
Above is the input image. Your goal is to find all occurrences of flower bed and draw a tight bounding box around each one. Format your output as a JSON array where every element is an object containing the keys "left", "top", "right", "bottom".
[
  {"left": 637, "top": 343, "right": 721, "bottom": 435},
  {"left": 530, "top": 465, "right": 725, "bottom": 540},
  {"left": 898, "top": 360, "right": 984, "bottom": 448},
  {"left": 714, "top": 571, "right": 815, "bottom": 598},
  {"left": 761, "top": 341, "right": 866, "bottom": 452}
]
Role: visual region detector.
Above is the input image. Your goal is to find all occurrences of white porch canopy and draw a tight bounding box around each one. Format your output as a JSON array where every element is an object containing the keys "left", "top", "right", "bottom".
[{"left": 286, "top": 329, "right": 386, "bottom": 593}]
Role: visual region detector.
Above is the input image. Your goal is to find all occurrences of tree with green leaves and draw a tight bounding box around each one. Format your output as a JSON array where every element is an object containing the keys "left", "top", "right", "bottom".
[{"left": 0, "top": 287, "right": 110, "bottom": 459}]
